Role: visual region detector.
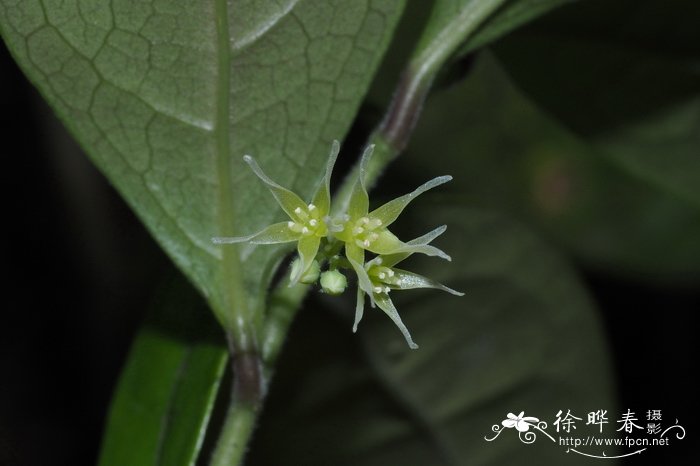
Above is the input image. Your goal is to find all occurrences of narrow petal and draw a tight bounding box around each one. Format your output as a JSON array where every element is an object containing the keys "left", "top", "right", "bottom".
[
  {"left": 369, "top": 229, "right": 451, "bottom": 261},
  {"left": 391, "top": 268, "right": 464, "bottom": 296},
  {"left": 243, "top": 155, "right": 308, "bottom": 219},
  {"left": 290, "top": 235, "right": 321, "bottom": 285},
  {"left": 376, "top": 226, "right": 448, "bottom": 268},
  {"left": 409, "top": 225, "right": 447, "bottom": 246},
  {"left": 370, "top": 176, "right": 452, "bottom": 227},
  {"left": 347, "top": 144, "right": 374, "bottom": 219},
  {"left": 345, "top": 243, "right": 375, "bottom": 307},
  {"left": 374, "top": 293, "right": 418, "bottom": 349},
  {"left": 212, "top": 222, "right": 300, "bottom": 245},
  {"left": 311, "top": 140, "right": 340, "bottom": 214},
  {"left": 353, "top": 286, "right": 365, "bottom": 332}
]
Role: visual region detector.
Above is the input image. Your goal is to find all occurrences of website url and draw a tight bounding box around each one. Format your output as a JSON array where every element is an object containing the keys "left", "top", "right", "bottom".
[{"left": 559, "top": 436, "right": 671, "bottom": 448}]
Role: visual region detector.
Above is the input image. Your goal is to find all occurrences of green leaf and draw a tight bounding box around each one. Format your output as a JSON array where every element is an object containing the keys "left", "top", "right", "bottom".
[
  {"left": 404, "top": 53, "right": 700, "bottom": 283},
  {"left": 248, "top": 206, "right": 615, "bottom": 465},
  {"left": 98, "top": 274, "right": 227, "bottom": 466},
  {"left": 0, "top": 0, "right": 406, "bottom": 322},
  {"left": 493, "top": 0, "right": 700, "bottom": 207}
]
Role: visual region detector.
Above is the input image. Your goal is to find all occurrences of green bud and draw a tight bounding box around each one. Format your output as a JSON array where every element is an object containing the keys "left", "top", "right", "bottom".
[
  {"left": 320, "top": 270, "right": 348, "bottom": 295},
  {"left": 291, "top": 258, "right": 320, "bottom": 284}
]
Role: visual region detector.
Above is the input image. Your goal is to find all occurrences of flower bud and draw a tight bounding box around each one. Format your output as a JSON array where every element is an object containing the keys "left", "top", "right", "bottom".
[
  {"left": 320, "top": 270, "right": 347, "bottom": 295},
  {"left": 291, "top": 258, "right": 320, "bottom": 284}
]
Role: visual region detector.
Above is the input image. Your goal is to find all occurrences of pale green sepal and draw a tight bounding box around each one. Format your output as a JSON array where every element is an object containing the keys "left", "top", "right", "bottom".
[
  {"left": 391, "top": 268, "right": 464, "bottom": 296},
  {"left": 345, "top": 242, "right": 375, "bottom": 307},
  {"left": 243, "top": 155, "right": 308, "bottom": 220},
  {"left": 347, "top": 144, "right": 374, "bottom": 220},
  {"left": 212, "top": 222, "right": 300, "bottom": 245},
  {"left": 353, "top": 286, "right": 365, "bottom": 332},
  {"left": 374, "top": 293, "right": 419, "bottom": 349},
  {"left": 370, "top": 175, "right": 452, "bottom": 227},
  {"left": 369, "top": 228, "right": 451, "bottom": 260},
  {"left": 290, "top": 235, "right": 322, "bottom": 286},
  {"left": 311, "top": 140, "right": 340, "bottom": 214}
]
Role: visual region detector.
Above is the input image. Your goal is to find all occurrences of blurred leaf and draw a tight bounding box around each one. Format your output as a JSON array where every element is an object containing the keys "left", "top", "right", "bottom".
[
  {"left": 249, "top": 206, "right": 615, "bottom": 465},
  {"left": 404, "top": 54, "right": 700, "bottom": 283},
  {"left": 493, "top": 0, "right": 700, "bottom": 207},
  {"left": 98, "top": 275, "right": 227, "bottom": 466},
  {"left": 0, "top": 0, "right": 406, "bottom": 316}
]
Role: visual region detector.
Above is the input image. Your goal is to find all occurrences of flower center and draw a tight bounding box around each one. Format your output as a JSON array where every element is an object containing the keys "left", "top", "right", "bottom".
[
  {"left": 348, "top": 216, "right": 383, "bottom": 248},
  {"left": 287, "top": 203, "right": 327, "bottom": 237},
  {"left": 367, "top": 263, "right": 400, "bottom": 295}
]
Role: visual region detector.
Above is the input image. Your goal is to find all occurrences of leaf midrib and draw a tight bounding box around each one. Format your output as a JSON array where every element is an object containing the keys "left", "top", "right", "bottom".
[{"left": 214, "top": 0, "right": 249, "bottom": 329}]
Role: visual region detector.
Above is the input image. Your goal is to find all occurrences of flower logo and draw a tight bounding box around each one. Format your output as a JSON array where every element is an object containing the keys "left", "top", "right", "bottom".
[{"left": 502, "top": 412, "right": 540, "bottom": 432}]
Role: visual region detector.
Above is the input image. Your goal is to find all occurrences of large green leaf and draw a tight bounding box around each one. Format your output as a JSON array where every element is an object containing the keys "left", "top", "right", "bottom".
[
  {"left": 248, "top": 206, "right": 615, "bottom": 465},
  {"left": 403, "top": 54, "right": 700, "bottom": 283},
  {"left": 494, "top": 0, "right": 700, "bottom": 207},
  {"left": 98, "top": 274, "right": 228, "bottom": 466},
  {"left": 0, "top": 0, "right": 406, "bottom": 319}
]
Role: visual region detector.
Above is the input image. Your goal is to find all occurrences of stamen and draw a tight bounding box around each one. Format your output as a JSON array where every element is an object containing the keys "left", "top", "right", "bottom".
[
  {"left": 294, "top": 207, "right": 302, "bottom": 215},
  {"left": 287, "top": 221, "right": 295, "bottom": 228},
  {"left": 309, "top": 219, "right": 317, "bottom": 226},
  {"left": 308, "top": 203, "right": 316, "bottom": 211},
  {"left": 353, "top": 227, "right": 364, "bottom": 235},
  {"left": 373, "top": 286, "right": 383, "bottom": 294},
  {"left": 369, "top": 233, "right": 379, "bottom": 241},
  {"left": 360, "top": 217, "right": 369, "bottom": 225},
  {"left": 378, "top": 272, "right": 386, "bottom": 279},
  {"left": 375, "top": 258, "right": 383, "bottom": 265},
  {"left": 384, "top": 286, "right": 391, "bottom": 294},
  {"left": 363, "top": 239, "right": 371, "bottom": 247},
  {"left": 387, "top": 270, "right": 395, "bottom": 277},
  {"left": 302, "top": 227, "right": 309, "bottom": 234}
]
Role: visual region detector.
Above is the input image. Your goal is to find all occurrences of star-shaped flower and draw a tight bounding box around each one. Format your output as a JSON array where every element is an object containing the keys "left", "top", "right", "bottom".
[
  {"left": 332, "top": 144, "right": 453, "bottom": 304},
  {"left": 212, "top": 141, "right": 339, "bottom": 284},
  {"left": 354, "top": 228, "right": 464, "bottom": 349}
]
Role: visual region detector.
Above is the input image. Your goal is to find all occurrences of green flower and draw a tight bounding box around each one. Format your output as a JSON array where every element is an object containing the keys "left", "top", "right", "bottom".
[
  {"left": 356, "top": 242, "right": 464, "bottom": 349},
  {"left": 332, "top": 144, "right": 452, "bottom": 304},
  {"left": 212, "top": 141, "right": 339, "bottom": 284}
]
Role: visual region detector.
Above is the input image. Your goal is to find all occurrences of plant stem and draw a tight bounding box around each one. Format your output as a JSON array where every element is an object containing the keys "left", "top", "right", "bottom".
[
  {"left": 210, "top": 350, "right": 264, "bottom": 466},
  {"left": 209, "top": 396, "right": 258, "bottom": 466}
]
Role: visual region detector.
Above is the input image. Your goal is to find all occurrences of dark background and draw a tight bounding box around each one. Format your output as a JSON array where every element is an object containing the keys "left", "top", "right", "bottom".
[{"left": 1, "top": 31, "right": 695, "bottom": 466}]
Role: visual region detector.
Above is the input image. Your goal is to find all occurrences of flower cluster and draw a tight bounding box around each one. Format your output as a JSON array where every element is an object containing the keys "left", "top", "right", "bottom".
[{"left": 213, "top": 141, "right": 462, "bottom": 349}]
